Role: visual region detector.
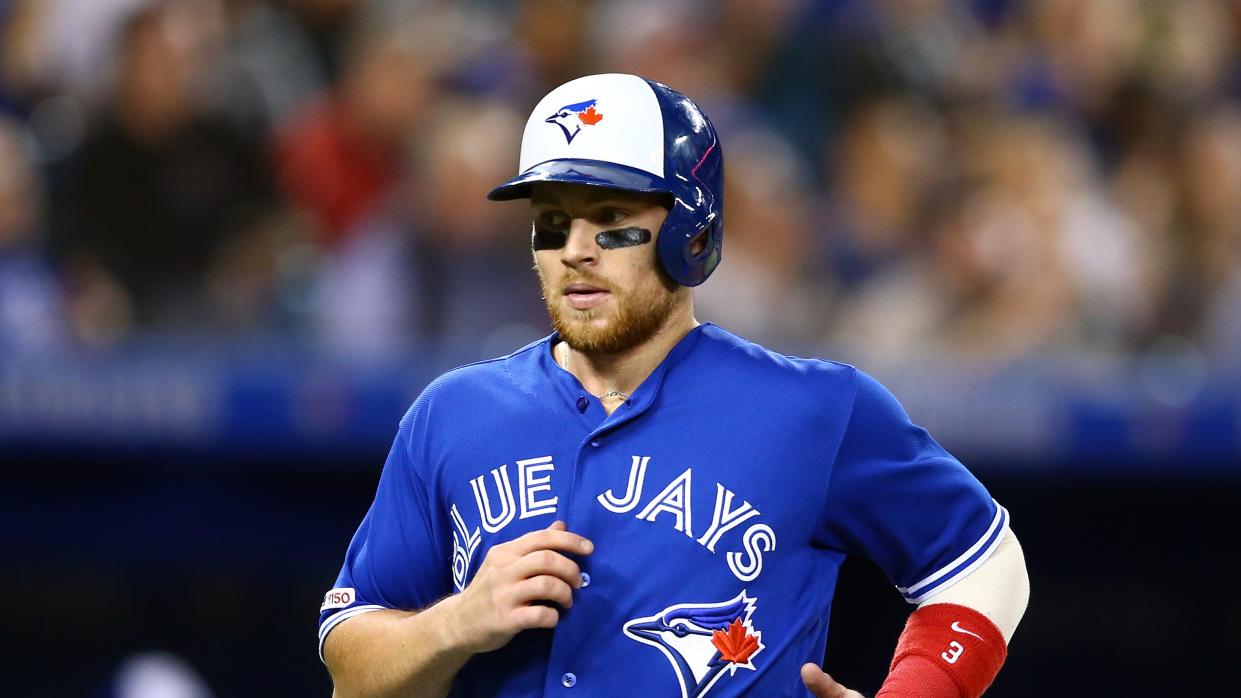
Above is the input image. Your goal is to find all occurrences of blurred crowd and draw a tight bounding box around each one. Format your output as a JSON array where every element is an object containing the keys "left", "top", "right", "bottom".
[{"left": 0, "top": 0, "right": 1239, "bottom": 367}]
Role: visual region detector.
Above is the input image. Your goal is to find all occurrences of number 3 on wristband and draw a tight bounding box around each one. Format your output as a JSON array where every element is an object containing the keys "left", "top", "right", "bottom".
[{"left": 941, "top": 640, "right": 964, "bottom": 664}]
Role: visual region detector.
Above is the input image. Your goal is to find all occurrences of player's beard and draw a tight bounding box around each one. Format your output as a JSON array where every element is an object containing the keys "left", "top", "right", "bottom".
[{"left": 539, "top": 268, "right": 680, "bottom": 356}]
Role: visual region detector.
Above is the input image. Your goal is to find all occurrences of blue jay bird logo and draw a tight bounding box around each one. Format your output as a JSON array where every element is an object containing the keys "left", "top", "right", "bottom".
[
  {"left": 622, "top": 591, "right": 764, "bottom": 698},
  {"left": 545, "top": 98, "right": 604, "bottom": 144}
]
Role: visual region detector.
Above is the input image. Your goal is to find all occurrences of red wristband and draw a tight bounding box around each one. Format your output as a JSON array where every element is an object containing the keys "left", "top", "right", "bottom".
[{"left": 875, "top": 603, "right": 1007, "bottom": 698}]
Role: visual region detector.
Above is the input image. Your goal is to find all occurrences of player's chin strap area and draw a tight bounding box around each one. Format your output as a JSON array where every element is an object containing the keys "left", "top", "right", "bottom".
[{"left": 876, "top": 603, "right": 1007, "bottom": 698}]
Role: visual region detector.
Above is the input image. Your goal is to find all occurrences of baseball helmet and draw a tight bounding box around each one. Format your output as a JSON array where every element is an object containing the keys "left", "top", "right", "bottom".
[{"left": 487, "top": 73, "right": 724, "bottom": 287}]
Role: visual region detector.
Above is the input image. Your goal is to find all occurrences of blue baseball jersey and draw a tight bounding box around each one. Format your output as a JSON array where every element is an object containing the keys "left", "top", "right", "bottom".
[{"left": 318, "top": 324, "right": 1008, "bottom": 697}]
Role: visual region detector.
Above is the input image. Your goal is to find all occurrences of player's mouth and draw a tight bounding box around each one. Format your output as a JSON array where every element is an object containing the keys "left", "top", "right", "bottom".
[{"left": 563, "top": 282, "right": 610, "bottom": 310}]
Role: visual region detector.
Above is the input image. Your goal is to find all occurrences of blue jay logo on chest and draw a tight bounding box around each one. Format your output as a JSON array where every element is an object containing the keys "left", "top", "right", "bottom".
[{"left": 623, "top": 591, "right": 765, "bottom": 698}]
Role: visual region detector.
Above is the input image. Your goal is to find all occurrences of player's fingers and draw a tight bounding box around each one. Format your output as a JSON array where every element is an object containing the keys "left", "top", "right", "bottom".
[
  {"left": 800, "top": 663, "right": 856, "bottom": 698},
  {"left": 508, "top": 548, "right": 583, "bottom": 588},
  {"left": 511, "top": 574, "right": 575, "bottom": 610},
  {"left": 512, "top": 603, "right": 560, "bottom": 631},
  {"left": 500, "top": 521, "right": 594, "bottom": 558}
]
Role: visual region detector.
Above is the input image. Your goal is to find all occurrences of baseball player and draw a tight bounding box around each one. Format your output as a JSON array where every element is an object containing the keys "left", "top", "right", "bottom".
[{"left": 319, "top": 74, "right": 1029, "bottom": 697}]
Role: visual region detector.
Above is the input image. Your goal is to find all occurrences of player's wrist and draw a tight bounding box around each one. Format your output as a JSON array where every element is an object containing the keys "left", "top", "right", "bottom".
[
  {"left": 875, "top": 654, "right": 959, "bottom": 697},
  {"left": 424, "top": 594, "right": 480, "bottom": 658},
  {"left": 876, "top": 603, "right": 1007, "bottom": 698}
]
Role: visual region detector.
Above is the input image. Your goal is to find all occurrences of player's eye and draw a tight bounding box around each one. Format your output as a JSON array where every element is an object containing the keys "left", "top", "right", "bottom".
[
  {"left": 597, "top": 208, "right": 627, "bottom": 226},
  {"left": 532, "top": 212, "right": 569, "bottom": 250},
  {"left": 538, "top": 211, "right": 569, "bottom": 230}
]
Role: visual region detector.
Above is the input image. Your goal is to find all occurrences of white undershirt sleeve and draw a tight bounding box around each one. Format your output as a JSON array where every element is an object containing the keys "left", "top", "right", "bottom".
[{"left": 917, "top": 527, "right": 1030, "bottom": 643}]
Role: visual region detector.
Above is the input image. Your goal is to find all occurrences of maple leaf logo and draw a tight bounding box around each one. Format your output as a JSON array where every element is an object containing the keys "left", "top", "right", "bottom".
[
  {"left": 711, "top": 618, "right": 760, "bottom": 664},
  {"left": 577, "top": 105, "right": 603, "bottom": 125}
]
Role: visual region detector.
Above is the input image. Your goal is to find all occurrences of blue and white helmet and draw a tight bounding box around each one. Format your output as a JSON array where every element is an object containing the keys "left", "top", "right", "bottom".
[{"left": 487, "top": 73, "right": 724, "bottom": 287}]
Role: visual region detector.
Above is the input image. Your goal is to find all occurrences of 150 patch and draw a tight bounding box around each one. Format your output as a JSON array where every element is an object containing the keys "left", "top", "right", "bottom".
[{"left": 321, "top": 588, "right": 356, "bottom": 611}]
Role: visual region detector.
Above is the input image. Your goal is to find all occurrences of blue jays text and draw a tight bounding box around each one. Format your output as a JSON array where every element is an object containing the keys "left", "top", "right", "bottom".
[{"left": 451, "top": 453, "right": 775, "bottom": 592}]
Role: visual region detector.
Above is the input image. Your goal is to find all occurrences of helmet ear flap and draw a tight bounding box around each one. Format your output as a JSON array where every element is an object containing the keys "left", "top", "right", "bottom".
[
  {"left": 657, "top": 214, "right": 722, "bottom": 287},
  {"left": 691, "top": 219, "right": 723, "bottom": 285},
  {"left": 706, "top": 220, "right": 723, "bottom": 268}
]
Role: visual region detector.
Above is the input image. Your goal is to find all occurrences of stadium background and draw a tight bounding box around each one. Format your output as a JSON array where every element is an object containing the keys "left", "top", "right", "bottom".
[{"left": 1, "top": 0, "right": 1238, "bottom": 695}]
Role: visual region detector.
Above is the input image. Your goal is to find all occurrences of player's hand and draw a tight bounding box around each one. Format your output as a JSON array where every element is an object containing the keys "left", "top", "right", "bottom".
[
  {"left": 444, "top": 520, "right": 593, "bottom": 654},
  {"left": 801, "top": 663, "right": 866, "bottom": 698}
]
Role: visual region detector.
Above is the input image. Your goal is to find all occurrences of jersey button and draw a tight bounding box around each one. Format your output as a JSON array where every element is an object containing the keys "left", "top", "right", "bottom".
[
  {"left": 580, "top": 572, "right": 591, "bottom": 587},
  {"left": 575, "top": 396, "right": 588, "bottom": 412},
  {"left": 561, "top": 672, "right": 577, "bottom": 688},
  {"left": 590, "top": 439, "right": 600, "bottom": 448}
]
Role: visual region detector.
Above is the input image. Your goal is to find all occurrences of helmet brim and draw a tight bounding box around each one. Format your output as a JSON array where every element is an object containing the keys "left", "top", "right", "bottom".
[{"left": 486, "top": 159, "right": 668, "bottom": 201}]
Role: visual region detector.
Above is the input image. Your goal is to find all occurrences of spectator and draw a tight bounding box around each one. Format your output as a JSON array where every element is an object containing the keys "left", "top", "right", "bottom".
[
  {"left": 274, "top": 21, "right": 437, "bottom": 247},
  {"left": 819, "top": 96, "right": 948, "bottom": 290},
  {"left": 58, "top": 0, "right": 278, "bottom": 336},
  {"left": 694, "top": 127, "right": 830, "bottom": 350},
  {"left": 0, "top": 0, "right": 154, "bottom": 103},
  {"left": 0, "top": 116, "right": 66, "bottom": 350},
  {"left": 589, "top": 0, "right": 725, "bottom": 105},
  {"left": 829, "top": 114, "right": 1091, "bottom": 366},
  {"left": 1169, "top": 104, "right": 1241, "bottom": 363},
  {"left": 406, "top": 99, "right": 545, "bottom": 351},
  {"left": 511, "top": 0, "right": 597, "bottom": 93},
  {"left": 222, "top": 0, "right": 333, "bottom": 129},
  {"left": 314, "top": 98, "right": 543, "bottom": 357}
]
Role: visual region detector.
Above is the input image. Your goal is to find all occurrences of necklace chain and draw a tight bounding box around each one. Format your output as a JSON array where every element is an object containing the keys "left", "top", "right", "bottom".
[{"left": 558, "top": 343, "right": 631, "bottom": 401}]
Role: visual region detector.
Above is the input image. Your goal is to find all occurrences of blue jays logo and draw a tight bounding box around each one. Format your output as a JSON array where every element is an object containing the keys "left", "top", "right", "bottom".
[
  {"left": 545, "top": 98, "right": 604, "bottom": 144},
  {"left": 623, "top": 591, "right": 765, "bottom": 698}
]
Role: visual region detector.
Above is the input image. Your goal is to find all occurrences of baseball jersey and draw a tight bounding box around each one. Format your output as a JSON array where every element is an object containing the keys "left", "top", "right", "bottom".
[{"left": 318, "top": 323, "right": 1008, "bottom": 697}]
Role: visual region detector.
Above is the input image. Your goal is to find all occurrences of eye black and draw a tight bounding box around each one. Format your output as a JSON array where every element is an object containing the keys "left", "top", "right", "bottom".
[
  {"left": 595, "top": 227, "right": 652, "bottom": 249},
  {"left": 532, "top": 226, "right": 568, "bottom": 250}
]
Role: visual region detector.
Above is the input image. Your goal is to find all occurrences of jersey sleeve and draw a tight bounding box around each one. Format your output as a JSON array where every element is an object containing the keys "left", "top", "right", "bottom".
[
  {"left": 316, "top": 400, "right": 449, "bottom": 660},
  {"left": 815, "top": 369, "right": 1009, "bottom": 604}
]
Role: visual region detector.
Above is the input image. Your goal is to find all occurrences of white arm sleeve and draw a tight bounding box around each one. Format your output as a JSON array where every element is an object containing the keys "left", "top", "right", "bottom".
[{"left": 918, "top": 527, "right": 1029, "bottom": 643}]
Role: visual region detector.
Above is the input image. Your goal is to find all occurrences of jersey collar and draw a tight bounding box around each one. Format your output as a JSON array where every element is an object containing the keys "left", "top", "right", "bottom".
[{"left": 527, "top": 324, "right": 711, "bottom": 435}]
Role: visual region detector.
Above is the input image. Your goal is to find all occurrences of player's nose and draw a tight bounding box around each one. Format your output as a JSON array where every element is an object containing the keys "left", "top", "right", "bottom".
[{"left": 560, "top": 220, "right": 599, "bottom": 268}]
